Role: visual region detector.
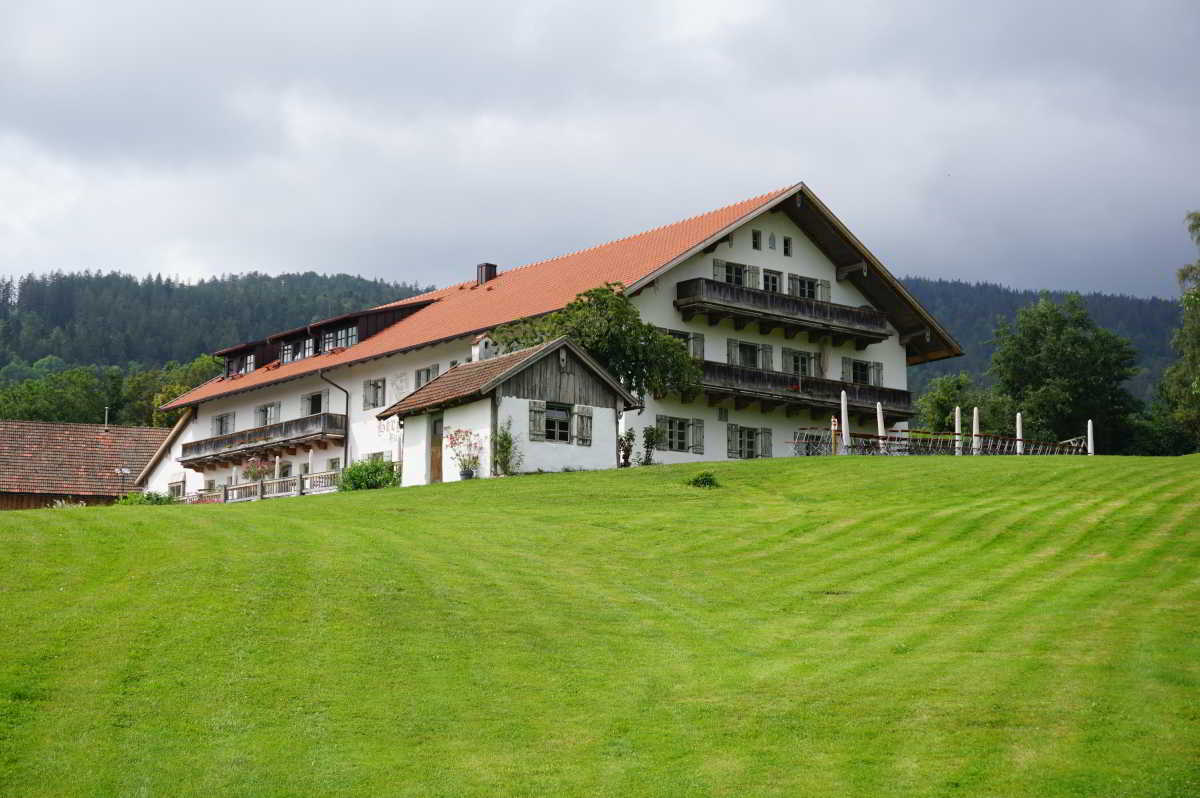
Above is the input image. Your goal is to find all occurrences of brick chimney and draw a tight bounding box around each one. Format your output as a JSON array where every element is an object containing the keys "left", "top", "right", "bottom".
[{"left": 476, "top": 262, "right": 498, "bottom": 285}]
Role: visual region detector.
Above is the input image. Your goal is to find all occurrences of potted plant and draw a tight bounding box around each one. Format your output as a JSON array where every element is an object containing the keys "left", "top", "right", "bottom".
[{"left": 445, "top": 428, "right": 484, "bottom": 479}]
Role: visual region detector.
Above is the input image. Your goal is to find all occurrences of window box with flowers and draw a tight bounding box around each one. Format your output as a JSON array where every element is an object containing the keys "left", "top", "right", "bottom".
[{"left": 445, "top": 428, "right": 484, "bottom": 479}]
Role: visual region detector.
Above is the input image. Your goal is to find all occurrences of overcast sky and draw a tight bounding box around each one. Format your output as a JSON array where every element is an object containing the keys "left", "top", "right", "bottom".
[{"left": 1, "top": 1, "right": 1197, "bottom": 298}]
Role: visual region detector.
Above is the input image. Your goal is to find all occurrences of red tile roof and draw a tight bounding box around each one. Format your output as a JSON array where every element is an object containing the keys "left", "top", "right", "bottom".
[
  {"left": 376, "top": 337, "right": 640, "bottom": 420},
  {"left": 0, "top": 420, "right": 170, "bottom": 498},
  {"left": 376, "top": 340, "right": 556, "bottom": 419},
  {"left": 162, "top": 185, "right": 796, "bottom": 409}
]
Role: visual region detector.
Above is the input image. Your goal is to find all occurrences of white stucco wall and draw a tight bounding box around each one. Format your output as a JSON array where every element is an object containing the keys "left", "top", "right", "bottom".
[
  {"left": 143, "top": 336, "right": 475, "bottom": 494},
  {"left": 631, "top": 209, "right": 908, "bottom": 392},
  {"left": 497, "top": 396, "right": 619, "bottom": 473},
  {"left": 442, "top": 399, "right": 493, "bottom": 482},
  {"left": 401, "top": 411, "right": 431, "bottom": 487}
]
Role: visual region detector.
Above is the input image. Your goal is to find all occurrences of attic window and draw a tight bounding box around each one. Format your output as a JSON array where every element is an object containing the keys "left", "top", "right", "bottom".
[
  {"left": 783, "top": 236, "right": 793, "bottom": 257},
  {"left": 751, "top": 230, "right": 762, "bottom": 250}
]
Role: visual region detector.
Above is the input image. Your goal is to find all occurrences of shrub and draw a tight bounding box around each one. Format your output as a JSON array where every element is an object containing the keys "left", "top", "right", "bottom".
[
  {"left": 115, "top": 491, "right": 175, "bottom": 505},
  {"left": 338, "top": 459, "right": 398, "bottom": 491},
  {"left": 493, "top": 419, "right": 524, "bottom": 475},
  {"left": 686, "top": 471, "right": 719, "bottom": 489},
  {"left": 617, "top": 428, "right": 635, "bottom": 467},
  {"left": 639, "top": 426, "right": 664, "bottom": 466}
]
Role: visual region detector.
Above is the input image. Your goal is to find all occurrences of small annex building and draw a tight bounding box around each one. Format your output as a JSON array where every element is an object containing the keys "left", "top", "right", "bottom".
[
  {"left": 0, "top": 420, "right": 170, "bottom": 510},
  {"left": 376, "top": 337, "right": 639, "bottom": 485}
]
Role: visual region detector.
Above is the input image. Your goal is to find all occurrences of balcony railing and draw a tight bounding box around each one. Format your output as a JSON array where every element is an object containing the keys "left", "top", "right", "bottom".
[
  {"left": 675, "top": 278, "right": 889, "bottom": 338},
  {"left": 181, "top": 412, "right": 347, "bottom": 462},
  {"left": 701, "top": 361, "right": 912, "bottom": 412}
]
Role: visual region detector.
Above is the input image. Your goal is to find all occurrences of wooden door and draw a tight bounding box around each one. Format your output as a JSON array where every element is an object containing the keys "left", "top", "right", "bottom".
[{"left": 430, "top": 414, "right": 444, "bottom": 483}]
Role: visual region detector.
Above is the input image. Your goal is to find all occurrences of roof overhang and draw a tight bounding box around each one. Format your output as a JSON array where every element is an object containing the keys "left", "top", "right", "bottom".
[
  {"left": 628, "top": 182, "right": 962, "bottom": 366},
  {"left": 377, "top": 336, "right": 641, "bottom": 421}
]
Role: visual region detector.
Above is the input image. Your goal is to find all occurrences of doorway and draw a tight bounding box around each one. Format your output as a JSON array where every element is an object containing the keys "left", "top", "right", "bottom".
[{"left": 430, "top": 413, "right": 444, "bottom": 483}]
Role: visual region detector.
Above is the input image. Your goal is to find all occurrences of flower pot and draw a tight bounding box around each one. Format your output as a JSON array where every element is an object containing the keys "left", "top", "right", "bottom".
[{"left": 460, "top": 469, "right": 475, "bottom": 480}]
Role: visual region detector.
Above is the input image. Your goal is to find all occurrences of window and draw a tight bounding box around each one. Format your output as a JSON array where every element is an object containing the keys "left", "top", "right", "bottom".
[
  {"left": 717, "top": 408, "right": 729, "bottom": 422},
  {"left": 768, "top": 232, "right": 776, "bottom": 250},
  {"left": 842, "top": 357, "right": 883, "bottom": 386},
  {"left": 204, "top": 479, "right": 216, "bottom": 492},
  {"left": 327, "top": 457, "right": 341, "bottom": 472},
  {"left": 254, "top": 401, "right": 280, "bottom": 427},
  {"left": 783, "top": 348, "right": 817, "bottom": 377},
  {"left": 213, "top": 412, "right": 235, "bottom": 436},
  {"left": 739, "top": 426, "right": 758, "bottom": 459},
  {"left": 661, "top": 328, "right": 704, "bottom": 359},
  {"left": 723, "top": 262, "right": 745, "bottom": 286},
  {"left": 302, "top": 338, "right": 314, "bottom": 359},
  {"left": 168, "top": 481, "right": 184, "bottom": 499},
  {"left": 783, "top": 236, "right": 792, "bottom": 257},
  {"left": 322, "top": 330, "right": 335, "bottom": 351},
  {"left": 300, "top": 463, "right": 310, "bottom": 475},
  {"left": 763, "top": 269, "right": 782, "bottom": 293},
  {"left": 362, "top": 378, "right": 386, "bottom": 410},
  {"left": 415, "top": 364, "right": 440, "bottom": 388},
  {"left": 449, "top": 360, "right": 459, "bottom": 368},
  {"left": 728, "top": 338, "right": 773, "bottom": 370},
  {"left": 366, "top": 452, "right": 387, "bottom": 462},
  {"left": 336, "top": 326, "right": 359, "bottom": 348},
  {"left": 789, "top": 275, "right": 817, "bottom": 299},
  {"left": 545, "top": 403, "right": 571, "bottom": 442},
  {"left": 751, "top": 229, "right": 762, "bottom": 250},
  {"left": 654, "top": 415, "right": 704, "bottom": 454},
  {"left": 302, "top": 390, "right": 328, "bottom": 415},
  {"left": 278, "top": 462, "right": 292, "bottom": 478},
  {"left": 727, "top": 424, "right": 772, "bottom": 459},
  {"left": 281, "top": 342, "right": 295, "bottom": 363}
]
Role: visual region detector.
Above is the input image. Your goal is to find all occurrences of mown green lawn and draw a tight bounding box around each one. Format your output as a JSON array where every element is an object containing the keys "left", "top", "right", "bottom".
[{"left": 1, "top": 456, "right": 1197, "bottom": 797}]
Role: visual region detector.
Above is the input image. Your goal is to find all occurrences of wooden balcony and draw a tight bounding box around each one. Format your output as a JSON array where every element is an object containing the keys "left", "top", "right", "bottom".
[
  {"left": 181, "top": 412, "right": 347, "bottom": 470},
  {"left": 696, "top": 360, "right": 913, "bottom": 421},
  {"left": 675, "top": 278, "right": 891, "bottom": 349}
]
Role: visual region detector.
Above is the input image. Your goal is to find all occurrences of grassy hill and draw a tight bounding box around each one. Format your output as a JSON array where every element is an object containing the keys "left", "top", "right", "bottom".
[{"left": 1, "top": 457, "right": 1197, "bottom": 797}]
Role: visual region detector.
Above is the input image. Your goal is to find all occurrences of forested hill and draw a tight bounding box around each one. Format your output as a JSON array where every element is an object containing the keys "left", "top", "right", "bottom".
[
  {"left": 902, "top": 277, "right": 1180, "bottom": 400},
  {"left": 0, "top": 271, "right": 431, "bottom": 377}
]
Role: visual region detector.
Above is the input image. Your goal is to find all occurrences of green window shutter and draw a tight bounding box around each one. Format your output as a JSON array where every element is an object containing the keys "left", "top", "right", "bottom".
[
  {"left": 872, "top": 362, "right": 883, "bottom": 387},
  {"left": 727, "top": 423, "right": 738, "bottom": 458},
  {"left": 713, "top": 258, "right": 725, "bottom": 280},
  {"left": 573, "top": 405, "right": 592, "bottom": 446},
  {"left": 759, "top": 428, "right": 773, "bottom": 457},
  {"left": 841, "top": 357, "right": 852, "bottom": 382},
  {"left": 759, "top": 343, "right": 773, "bottom": 371},
  {"left": 727, "top": 338, "right": 737, "bottom": 364},
  {"left": 690, "top": 332, "right": 705, "bottom": 360},
  {"left": 818, "top": 279, "right": 832, "bottom": 302},
  {"left": 655, "top": 414, "right": 668, "bottom": 450},
  {"left": 528, "top": 400, "right": 546, "bottom": 442},
  {"left": 691, "top": 419, "right": 704, "bottom": 454},
  {"left": 745, "top": 265, "right": 760, "bottom": 289}
]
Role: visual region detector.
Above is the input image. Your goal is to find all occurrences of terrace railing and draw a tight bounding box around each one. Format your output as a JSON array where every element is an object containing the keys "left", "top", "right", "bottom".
[
  {"left": 701, "top": 361, "right": 912, "bottom": 411},
  {"left": 181, "top": 413, "right": 347, "bottom": 461},
  {"left": 676, "top": 278, "right": 889, "bottom": 334}
]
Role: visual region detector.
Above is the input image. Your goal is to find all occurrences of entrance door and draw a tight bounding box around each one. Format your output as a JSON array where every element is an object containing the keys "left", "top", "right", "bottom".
[{"left": 430, "top": 414, "right": 444, "bottom": 483}]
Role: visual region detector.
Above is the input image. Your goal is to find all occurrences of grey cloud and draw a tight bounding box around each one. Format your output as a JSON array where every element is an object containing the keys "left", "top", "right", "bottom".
[{"left": 0, "top": 0, "right": 1196, "bottom": 297}]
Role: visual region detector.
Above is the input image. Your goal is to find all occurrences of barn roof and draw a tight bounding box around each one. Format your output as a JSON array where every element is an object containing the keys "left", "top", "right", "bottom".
[{"left": 0, "top": 420, "right": 170, "bottom": 498}]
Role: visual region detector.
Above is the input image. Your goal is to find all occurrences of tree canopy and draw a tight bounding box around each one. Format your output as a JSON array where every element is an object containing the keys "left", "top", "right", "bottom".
[
  {"left": 491, "top": 284, "right": 701, "bottom": 399},
  {"left": 1160, "top": 211, "right": 1200, "bottom": 442},
  {"left": 989, "top": 294, "right": 1139, "bottom": 452}
]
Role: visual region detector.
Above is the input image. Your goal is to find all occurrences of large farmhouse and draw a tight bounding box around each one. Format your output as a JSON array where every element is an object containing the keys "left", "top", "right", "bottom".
[{"left": 142, "top": 183, "right": 960, "bottom": 497}]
